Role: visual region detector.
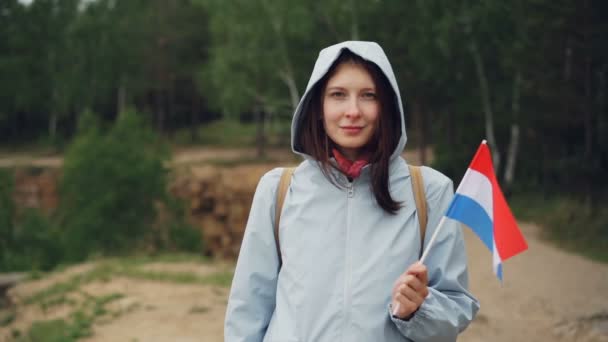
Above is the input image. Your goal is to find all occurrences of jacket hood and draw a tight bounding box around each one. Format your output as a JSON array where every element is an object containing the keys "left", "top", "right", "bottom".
[{"left": 291, "top": 41, "right": 407, "bottom": 161}]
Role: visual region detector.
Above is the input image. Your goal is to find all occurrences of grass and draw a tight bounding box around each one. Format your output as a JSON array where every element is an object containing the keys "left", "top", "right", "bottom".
[
  {"left": 172, "top": 118, "right": 290, "bottom": 147},
  {"left": 510, "top": 193, "right": 608, "bottom": 263},
  {"left": 8, "top": 254, "right": 232, "bottom": 341},
  {"left": 24, "top": 255, "right": 232, "bottom": 308},
  {"left": 188, "top": 305, "right": 210, "bottom": 314},
  {"left": 15, "top": 293, "right": 124, "bottom": 342},
  {"left": 0, "top": 310, "right": 16, "bottom": 327},
  {"left": 113, "top": 252, "right": 210, "bottom": 265}
]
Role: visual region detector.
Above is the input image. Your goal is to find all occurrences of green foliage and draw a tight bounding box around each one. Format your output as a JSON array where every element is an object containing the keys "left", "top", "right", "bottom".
[
  {"left": 3, "top": 210, "right": 62, "bottom": 272},
  {"left": 0, "top": 168, "right": 15, "bottom": 256},
  {"left": 16, "top": 319, "right": 72, "bottom": 342},
  {"left": 511, "top": 194, "right": 608, "bottom": 263},
  {"left": 16, "top": 293, "right": 124, "bottom": 342},
  {"left": 0, "top": 169, "right": 63, "bottom": 272},
  {"left": 544, "top": 200, "right": 608, "bottom": 263},
  {"left": 0, "top": 310, "right": 16, "bottom": 327},
  {"left": 173, "top": 119, "right": 257, "bottom": 146},
  {"left": 161, "top": 197, "right": 204, "bottom": 253},
  {"left": 59, "top": 109, "right": 169, "bottom": 261},
  {"left": 24, "top": 257, "right": 231, "bottom": 309}
]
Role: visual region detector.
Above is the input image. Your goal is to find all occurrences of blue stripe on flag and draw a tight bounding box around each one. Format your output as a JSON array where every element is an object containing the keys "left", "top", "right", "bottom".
[
  {"left": 445, "top": 194, "right": 494, "bottom": 251},
  {"left": 496, "top": 263, "right": 503, "bottom": 281}
]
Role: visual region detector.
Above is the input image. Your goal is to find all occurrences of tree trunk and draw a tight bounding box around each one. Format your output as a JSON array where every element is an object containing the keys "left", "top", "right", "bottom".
[
  {"left": 564, "top": 35, "right": 572, "bottom": 81},
  {"left": 583, "top": 0, "right": 593, "bottom": 212},
  {"left": 350, "top": 0, "right": 359, "bottom": 40},
  {"left": 156, "top": 88, "right": 165, "bottom": 133},
  {"left": 279, "top": 70, "right": 300, "bottom": 112},
  {"left": 504, "top": 72, "right": 522, "bottom": 190},
  {"left": 262, "top": 0, "right": 300, "bottom": 113},
  {"left": 49, "top": 112, "right": 57, "bottom": 140},
  {"left": 255, "top": 106, "right": 266, "bottom": 158},
  {"left": 412, "top": 101, "right": 426, "bottom": 165},
  {"left": 167, "top": 76, "right": 175, "bottom": 139},
  {"left": 190, "top": 95, "right": 199, "bottom": 142},
  {"left": 446, "top": 107, "right": 455, "bottom": 150},
  {"left": 470, "top": 39, "right": 500, "bottom": 171},
  {"left": 117, "top": 80, "right": 126, "bottom": 116},
  {"left": 598, "top": 66, "right": 606, "bottom": 151}
]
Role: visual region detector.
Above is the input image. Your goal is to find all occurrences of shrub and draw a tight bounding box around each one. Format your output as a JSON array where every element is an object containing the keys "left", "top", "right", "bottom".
[
  {"left": 6, "top": 210, "right": 62, "bottom": 271},
  {"left": 0, "top": 168, "right": 15, "bottom": 271},
  {"left": 59, "top": 110, "right": 170, "bottom": 261},
  {"left": 0, "top": 170, "right": 62, "bottom": 272}
]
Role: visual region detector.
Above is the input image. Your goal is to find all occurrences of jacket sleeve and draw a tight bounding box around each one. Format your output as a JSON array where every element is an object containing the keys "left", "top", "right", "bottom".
[
  {"left": 224, "top": 168, "right": 283, "bottom": 342},
  {"left": 389, "top": 168, "right": 480, "bottom": 341}
]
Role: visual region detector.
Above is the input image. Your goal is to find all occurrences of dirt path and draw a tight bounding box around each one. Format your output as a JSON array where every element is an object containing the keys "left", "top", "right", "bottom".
[
  {"left": 2, "top": 222, "right": 606, "bottom": 341},
  {"left": 460, "top": 223, "right": 608, "bottom": 342}
]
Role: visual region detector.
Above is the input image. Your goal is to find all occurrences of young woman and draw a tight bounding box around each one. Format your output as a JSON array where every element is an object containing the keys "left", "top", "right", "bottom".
[{"left": 225, "top": 41, "right": 479, "bottom": 342}]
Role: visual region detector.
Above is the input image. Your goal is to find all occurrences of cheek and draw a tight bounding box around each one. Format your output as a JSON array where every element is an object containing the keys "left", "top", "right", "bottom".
[
  {"left": 367, "top": 104, "right": 380, "bottom": 126},
  {"left": 322, "top": 102, "right": 340, "bottom": 126}
]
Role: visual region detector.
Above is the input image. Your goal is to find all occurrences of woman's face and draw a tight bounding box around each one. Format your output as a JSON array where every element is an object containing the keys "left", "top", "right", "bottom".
[{"left": 323, "top": 62, "right": 379, "bottom": 161}]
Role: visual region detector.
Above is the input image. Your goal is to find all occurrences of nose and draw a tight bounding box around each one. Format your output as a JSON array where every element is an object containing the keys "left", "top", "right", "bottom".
[{"left": 344, "top": 98, "right": 361, "bottom": 119}]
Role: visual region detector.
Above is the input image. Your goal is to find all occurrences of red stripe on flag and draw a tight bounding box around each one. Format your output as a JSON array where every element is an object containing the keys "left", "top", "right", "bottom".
[
  {"left": 469, "top": 142, "right": 528, "bottom": 260},
  {"left": 468, "top": 143, "right": 495, "bottom": 179},
  {"left": 492, "top": 178, "right": 528, "bottom": 260}
]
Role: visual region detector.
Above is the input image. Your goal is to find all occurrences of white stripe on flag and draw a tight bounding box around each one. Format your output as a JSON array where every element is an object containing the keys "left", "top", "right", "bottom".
[
  {"left": 492, "top": 239, "right": 501, "bottom": 277},
  {"left": 456, "top": 168, "right": 493, "bottom": 220}
]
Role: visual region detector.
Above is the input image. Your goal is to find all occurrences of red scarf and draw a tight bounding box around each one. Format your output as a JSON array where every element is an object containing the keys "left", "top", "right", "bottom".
[{"left": 332, "top": 148, "right": 370, "bottom": 179}]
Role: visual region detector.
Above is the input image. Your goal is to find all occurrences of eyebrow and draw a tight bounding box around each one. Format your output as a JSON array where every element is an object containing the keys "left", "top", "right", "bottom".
[{"left": 325, "top": 86, "right": 376, "bottom": 92}]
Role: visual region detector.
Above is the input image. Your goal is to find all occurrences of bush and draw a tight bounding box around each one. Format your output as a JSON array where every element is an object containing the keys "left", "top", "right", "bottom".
[
  {"left": 0, "top": 170, "right": 62, "bottom": 272},
  {"left": 59, "top": 110, "right": 170, "bottom": 261},
  {"left": 165, "top": 198, "right": 203, "bottom": 253},
  {"left": 5, "top": 210, "right": 62, "bottom": 271},
  {"left": 0, "top": 168, "right": 15, "bottom": 271}
]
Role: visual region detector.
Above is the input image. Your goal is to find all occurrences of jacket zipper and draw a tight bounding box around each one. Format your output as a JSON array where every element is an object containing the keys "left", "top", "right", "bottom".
[{"left": 342, "top": 179, "right": 354, "bottom": 340}]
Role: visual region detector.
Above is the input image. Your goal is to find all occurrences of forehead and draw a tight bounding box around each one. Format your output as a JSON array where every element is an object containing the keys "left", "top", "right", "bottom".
[{"left": 326, "top": 62, "right": 375, "bottom": 88}]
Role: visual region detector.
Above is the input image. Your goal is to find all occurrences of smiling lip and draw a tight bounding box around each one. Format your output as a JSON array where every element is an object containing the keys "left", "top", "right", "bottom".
[{"left": 341, "top": 126, "right": 364, "bottom": 135}]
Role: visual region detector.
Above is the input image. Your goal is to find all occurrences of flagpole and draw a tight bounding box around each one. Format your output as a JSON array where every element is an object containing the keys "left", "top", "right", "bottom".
[{"left": 419, "top": 216, "right": 447, "bottom": 264}]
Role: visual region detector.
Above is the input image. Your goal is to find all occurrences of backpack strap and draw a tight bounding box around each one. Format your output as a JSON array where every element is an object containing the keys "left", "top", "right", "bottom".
[
  {"left": 274, "top": 167, "right": 295, "bottom": 265},
  {"left": 408, "top": 165, "right": 428, "bottom": 257}
]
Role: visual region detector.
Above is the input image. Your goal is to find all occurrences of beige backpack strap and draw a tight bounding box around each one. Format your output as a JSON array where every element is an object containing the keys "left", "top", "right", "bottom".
[
  {"left": 274, "top": 167, "right": 295, "bottom": 265},
  {"left": 408, "top": 165, "right": 428, "bottom": 257}
]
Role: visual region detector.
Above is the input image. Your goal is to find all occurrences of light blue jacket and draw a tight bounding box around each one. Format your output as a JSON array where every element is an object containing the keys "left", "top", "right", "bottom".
[{"left": 225, "top": 41, "right": 479, "bottom": 342}]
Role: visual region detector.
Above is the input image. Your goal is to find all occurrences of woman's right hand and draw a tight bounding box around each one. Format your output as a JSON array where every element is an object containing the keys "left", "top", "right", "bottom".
[{"left": 391, "top": 262, "right": 429, "bottom": 320}]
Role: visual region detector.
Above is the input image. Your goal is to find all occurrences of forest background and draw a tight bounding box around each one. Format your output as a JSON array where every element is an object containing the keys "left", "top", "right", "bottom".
[{"left": 1, "top": 0, "right": 607, "bottom": 271}]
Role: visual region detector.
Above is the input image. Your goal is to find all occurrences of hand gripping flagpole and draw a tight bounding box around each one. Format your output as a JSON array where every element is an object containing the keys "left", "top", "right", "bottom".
[{"left": 392, "top": 217, "right": 449, "bottom": 316}]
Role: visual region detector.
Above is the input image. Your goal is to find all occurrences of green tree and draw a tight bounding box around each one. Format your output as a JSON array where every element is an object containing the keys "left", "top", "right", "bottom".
[{"left": 59, "top": 110, "right": 169, "bottom": 261}]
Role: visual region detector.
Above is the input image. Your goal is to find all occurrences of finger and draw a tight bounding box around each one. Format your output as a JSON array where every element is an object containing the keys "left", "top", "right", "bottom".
[
  {"left": 392, "top": 273, "right": 410, "bottom": 293},
  {"left": 394, "top": 274, "right": 426, "bottom": 298},
  {"left": 393, "top": 293, "right": 418, "bottom": 317},
  {"left": 398, "top": 283, "right": 424, "bottom": 305},
  {"left": 400, "top": 275, "right": 429, "bottom": 300},
  {"left": 402, "top": 274, "right": 425, "bottom": 293},
  {"left": 406, "top": 263, "right": 429, "bottom": 285}
]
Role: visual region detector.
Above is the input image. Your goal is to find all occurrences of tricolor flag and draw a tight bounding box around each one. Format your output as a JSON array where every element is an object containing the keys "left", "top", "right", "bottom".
[{"left": 445, "top": 140, "right": 528, "bottom": 281}]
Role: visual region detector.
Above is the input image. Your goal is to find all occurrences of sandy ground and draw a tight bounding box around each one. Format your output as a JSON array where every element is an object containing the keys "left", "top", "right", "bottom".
[
  {"left": 1, "top": 223, "right": 607, "bottom": 342},
  {"left": 459, "top": 224, "right": 608, "bottom": 342}
]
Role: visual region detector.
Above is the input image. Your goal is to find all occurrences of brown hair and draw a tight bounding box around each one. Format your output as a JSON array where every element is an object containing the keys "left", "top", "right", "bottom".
[{"left": 297, "top": 50, "right": 402, "bottom": 214}]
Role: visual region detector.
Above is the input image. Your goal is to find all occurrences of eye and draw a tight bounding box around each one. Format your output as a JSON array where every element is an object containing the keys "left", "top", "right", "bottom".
[
  {"left": 328, "top": 91, "right": 346, "bottom": 99},
  {"left": 362, "top": 92, "right": 377, "bottom": 100}
]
